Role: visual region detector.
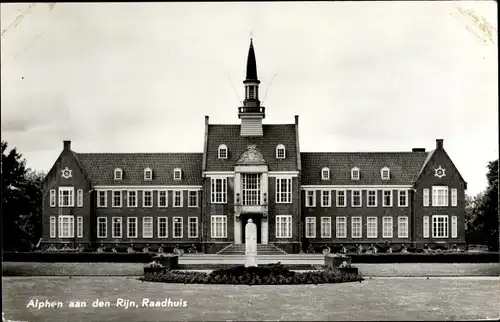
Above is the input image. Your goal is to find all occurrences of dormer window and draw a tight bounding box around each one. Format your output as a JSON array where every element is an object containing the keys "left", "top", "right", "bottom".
[
  {"left": 381, "top": 167, "right": 390, "bottom": 180},
  {"left": 144, "top": 168, "right": 152, "bottom": 181},
  {"left": 174, "top": 168, "right": 182, "bottom": 181},
  {"left": 276, "top": 144, "right": 286, "bottom": 159},
  {"left": 114, "top": 168, "right": 123, "bottom": 180},
  {"left": 351, "top": 167, "right": 360, "bottom": 180},
  {"left": 218, "top": 144, "right": 228, "bottom": 159},
  {"left": 321, "top": 167, "right": 330, "bottom": 180}
]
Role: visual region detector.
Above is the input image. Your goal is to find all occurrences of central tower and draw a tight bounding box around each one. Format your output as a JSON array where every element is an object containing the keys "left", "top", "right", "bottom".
[{"left": 238, "top": 39, "right": 265, "bottom": 136}]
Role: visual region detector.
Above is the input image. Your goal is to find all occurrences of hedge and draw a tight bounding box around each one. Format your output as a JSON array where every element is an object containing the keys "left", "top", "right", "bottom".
[
  {"left": 345, "top": 252, "right": 499, "bottom": 263},
  {"left": 3, "top": 252, "right": 154, "bottom": 263}
]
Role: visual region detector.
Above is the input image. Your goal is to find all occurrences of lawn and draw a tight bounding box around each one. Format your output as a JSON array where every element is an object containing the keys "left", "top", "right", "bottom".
[{"left": 3, "top": 276, "right": 499, "bottom": 321}]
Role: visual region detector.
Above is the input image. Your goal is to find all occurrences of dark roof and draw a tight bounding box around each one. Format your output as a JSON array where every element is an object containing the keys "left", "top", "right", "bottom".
[
  {"left": 75, "top": 153, "right": 203, "bottom": 186},
  {"left": 206, "top": 124, "right": 298, "bottom": 171},
  {"left": 245, "top": 39, "right": 258, "bottom": 81},
  {"left": 301, "top": 152, "right": 430, "bottom": 185}
]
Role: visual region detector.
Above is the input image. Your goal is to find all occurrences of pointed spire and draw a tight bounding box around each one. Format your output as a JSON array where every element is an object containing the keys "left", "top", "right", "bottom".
[{"left": 245, "top": 39, "right": 258, "bottom": 81}]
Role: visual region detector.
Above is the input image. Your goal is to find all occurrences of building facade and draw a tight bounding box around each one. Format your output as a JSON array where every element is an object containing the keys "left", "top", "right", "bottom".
[{"left": 41, "top": 40, "right": 467, "bottom": 253}]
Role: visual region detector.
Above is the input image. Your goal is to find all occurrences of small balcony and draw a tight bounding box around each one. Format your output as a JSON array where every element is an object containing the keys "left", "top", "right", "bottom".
[
  {"left": 234, "top": 192, "right": 268, "bottom": 214},
  {"left": 238, "top": 106, "right": 265, "bottom": 114}
]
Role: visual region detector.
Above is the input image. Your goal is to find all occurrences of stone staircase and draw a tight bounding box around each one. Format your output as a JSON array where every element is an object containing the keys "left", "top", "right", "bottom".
[{"left": 217, "top": 244, "right": 287, "bottom": 255}]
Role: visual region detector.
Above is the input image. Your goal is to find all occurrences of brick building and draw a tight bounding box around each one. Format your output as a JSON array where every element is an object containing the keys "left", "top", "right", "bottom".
[{"left": 41, "top": 40, "right": 467, "bottom": 253}]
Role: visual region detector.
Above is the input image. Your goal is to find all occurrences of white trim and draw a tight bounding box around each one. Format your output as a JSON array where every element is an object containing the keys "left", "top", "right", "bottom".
[
  {"left": 211, "top": 177, "right": 227, "bottom": 204},
  {"left": 218, "top": 144, "right": 228, "bottom": 159},
  {"left": 157, "top": 190, "right": 168, "bottom": 207},
  {"left": 321, "top": 167, "right": 330, "bottom": 180},
  {"left": 432, "top": 186, "right": 449, "bottom": 207},
  {"left": 50, "top": 216, "right": 56, "bottom": 238},
  {"left": 188, "top": 217, "right": 198, "bottom": 238},
  {"left": 336, "top": 190, "right": 347, "bottom": 207},
  {"left": 204, "top": 171, "right": 299, "bottom": 178},
  {"left": 305, "top": 217, "right": 316, "bottom": 238},
  {"left": 188, "top": 190, "right": 198, "bottom": 207},
  {"left": 58, "top": 215, "right": 74, "bottom": 238},
  {"left": 351, "top": 217, "right": 362, "bottom": 238},
  {"left": 451, "top": 189, "right": 458, "bottom": 207},
  {"left": 127, "top": 190, "right": 138, "bottom": 207},
  {"left": 301, "top": 184, "right": 412, "bottom": 189},
  {"left": 173, "top": 190, "right": 183, "bottom": 207},
  {"left": 276, "top": 144, "right": 286, "bottom": 159},
  {"left": 114, "top": 168, "right": 123, "bottom": 180},
  {"left": 173, "top": 217, "right": 183, "bottom": 238},
  {"left": 321, "top": 190, "right": 331, "bottom": 207},
  {"left": 269, "top": 171, "right": 299, "bottom": 176},
  {"left": 382, "top": 216, "right": 393, "bottom": 238},
  {"left": 93, "top": 185, "right": 202, "bottom": 190},
  {"left": 97, "top": 217, "right": 107, "bottom": 238},
  {"left": 432, "top": 215, "right": 449, "bottom": 238},
  {"left": 112, "top": 217, "right": 123, "bottom": 238},
  {"left": 142, "top": 217, "right": 153, "bottom": 238},
  {"left": 305, "top": 190, "right": 316, "bottom": 207},
  {"left": 423, "top": 189, "right": 430, "bottom": 207},
  {"left": 157, "top": 217, "right": 168, "bottom": 238},
  {"left": 367, "top": 189, "right": 377, "bottom": 207},
  {"left": 398, "top": 216, "right": 409, "bottom": 238},
  {"left": 127, "top": 217, "right": 138, "bottom": 238},
  {"left": 336, "top": 216, "right": 347, "bottom": 238},
  {"left": 275, "top": 177, "right": 292, "bottom": 203},
  {"left": 351, "top": 189, "right": 362, "bottom": 207},
  {"left": 382, "top": 189, "right": 393, "bottom": 207},
  {"left": 142, "top": 190, "right": 153, "bottom": 208},
  {"left": 173, "top": 168, "right": 182, "bottom": 181},
  {"left": 398, "top": 189, "right": 408, "bottom": 207},
  {"left": 77, "top": 216, "right": 83, "bottom": 238},
  {"left": 367, "top": 217, "right": 377, "bottom": 238},
  {"left": 112, "top": 190, "right": 122, "bottom": 208},
  {"left": 381, "top": 167, "right": 390, "bottom": 180},
  {"left": 423, "top": 216, "right": 430, "bottom": 238},
  {"left": 144, "top": 168, "right": 153, "bottom": 181},
  {"left": 58, "top": 187, "right": 75, "bottom": 207},
  {"left": 321, "top": 217, "right": 332, "bottom": 238},
  {"left": 97, "top": 190, "right": 107, "bottom": 208},
  {"left": 351, "top": 167, "right": 360, "bottom": 181},
  {"left": 77, "top": 189, "right": 84, "bottom": 207},
  {"left": 276, "top": 215, "right": 292, "bottom": 238},
  {"left": 451, "top": 216, "right": 458, "bottom": 238},
  {"left": 211, "top": 215, "right": 227, "bottom": 238},
  {"left": 204, "top": 171, "right": 235, "bottom": 177},
  {"left": 50, "top": 189, "right": 56, "bottom": 207}
]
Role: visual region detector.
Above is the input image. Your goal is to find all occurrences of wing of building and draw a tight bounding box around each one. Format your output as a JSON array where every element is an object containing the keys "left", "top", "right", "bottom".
[{"left": 41, "top": 40, "right": 467, "bottom": 253}]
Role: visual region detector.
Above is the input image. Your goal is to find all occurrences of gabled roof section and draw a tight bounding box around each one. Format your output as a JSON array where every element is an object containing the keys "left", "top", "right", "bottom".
[
  {"left": 236, "top": 145, "right": 267, "bottom": 166},
  {"left": 205, "top": 124, "right": 298, "bottom": 171},
  {"left": 301, "top": 152, "right": 429, "bottom": 185},
  {"left": 75, "top": 153, "right": 203, "bottom": 186}
]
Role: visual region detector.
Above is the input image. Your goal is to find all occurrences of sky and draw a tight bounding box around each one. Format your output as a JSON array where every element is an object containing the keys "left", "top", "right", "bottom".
[{"left": 1, "top": 1, "right": 497, "bottom": 196}]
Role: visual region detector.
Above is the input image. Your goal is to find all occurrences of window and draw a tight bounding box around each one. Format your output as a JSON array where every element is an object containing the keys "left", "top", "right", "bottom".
[
  {"left": 211, "top": 215, "right": 227, "bottom": 238},
  {"left": 383, "top": 217, "right": 393, "bottom": 238},
  {"left": 173, "top": 190, "right": 183, "bottom": 207},
  {"left": 77, "top": 189, "right": 83, "bottom": 207},
  {"left": 336, "top": 190, "right": 346, "bottom": 207},
  {"left": 276, "top": 215, "right": 292, "bottom": 238},
  {"left": 432, "top": 215, "right": 448, "bottom": 238},
  {"left": 381, "top": 167, "right": 390, "bottom": 180},
  {"left": 383, "top": 190, "right": 392, "bottom": 207},
  {"left": 158, "top": 190, "right": 168, "bottom": 207},
  {"left": 451, "top": 216, "right": 458, "bottom": 238},
  {"left": 114, "top": 168, "right": 123, "bottom": 180},
  {"left": 321, "top": 217, "right": 331, "bottom": 238},
  {"left": 143, "top": 190, "right": 153, "bottom": 207},
  {"left": 112, "top": 217, "right": 122, "bottom": 238},
  {"left": 276, "top": 177, "right": 292, "bottom": 203},
  {"left": 351, "top": 167, "right": 360, "bottom": 180},
  {"left": 305, "top": 217, "right": 316, "bottom": 238},
  {"left": 188, "top": 190, "right": 198, "bottom": 207},
  {"left": 158, "top": 217, "right": 168, "bottom": 238},
  {"left": 218, "top": 144, "right": 228, "bottom": 159},
  {"left": 321, "top": 190, "right": 331, "bottom": 207},
  {"left": 423, "top": 216, "right": 430, "bottom": 238},
  {"left": 321, "top": 167, "right": 330, "bottom": 180},
  {"left": 143, "top": 217, "right": 153, "bottom": 238},
  {"left": 50, "top": 189, "right": 56, "bottom": 207},
  {"left": 367, "top": 217, "right": 377, "bottom": 238},
  {"left": 58, "top": 215, "right": 74, "bottom": 238},
  {"left": 211, "top": 178, "right": 227, "bottom": 204},
  {"left": 242, "top": 174, "right": 261, "bottom": 205},
  {"left": 173, "top": 217, "right": 183, "bottom": 238},
  {"left": 336, "top": 217, "right": 347, "bottom": 238},
  {"left": 127, "top": 217, "right": 137, "bottom": 238},
  {"left": 50, "top": 216, "right": 56, "bottom": 238},
  {"left": 305, "top": 190, "right": 316, "bottom": 207},
  {"left": 367, "top": 190, "right": 377, "bottom": 207},
  {"left": 398, "top": 216, "right": 408, "bottom": 238},
  {"left": 399, "top": 190, "right": 408, "bottom": 207},
  {"left": 432, "top": 186, "right": 448, "bottom": 207},
  {"left": 144, "top": 168, "right": 152, "bottom": 181},
  {"left": 188, "top": 217, "right": 198, "bottom": 238},
  {"left": 77, "top": 216, "right": 83, "bottom": 238},
  {"left": 97, "top": 217, "right": 107, "bottom": 238},
  {"left": 351, "top": 190, "right": 361, "bottom": 207},
  {"left": 248, "top": 86, "right": 255, "bottom": 99},
  {"left": 128, "top": 190, "right": 137, "bottom": 207},
  {"left": 173, "top": 168, "right": 182, "bottom": 181},
  {"left": 276, "top": 144, "right": 286, "bottom": 159},
  {"left": 423, "top": 189, "right": 430, "bottom": 207},
  {"left": 58, "top": 187, "right": 74, "bottom": 207},
  {"left": 351, "top": 217, "right": 362, "bottom": 238},
  {"left": 451, "top": 189, "right": 458, "bottom": 207},
  {"left": 97, "top": 190, "right": 107, "bottom": 208},
  {"left": 112, "top": 190, "right": 122, "bottom": 208}
]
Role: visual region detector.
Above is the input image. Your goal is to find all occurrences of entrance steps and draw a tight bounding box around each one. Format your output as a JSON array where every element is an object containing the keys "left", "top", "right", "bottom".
[{"left": 217, "top": 244, "right": 287, "bottom": 255}]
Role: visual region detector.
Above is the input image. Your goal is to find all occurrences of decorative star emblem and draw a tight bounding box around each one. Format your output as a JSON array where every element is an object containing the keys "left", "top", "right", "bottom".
[
  {"left": 434, "top": 166, "right": 446, "bottom": 178},
  {"left": 61, "top": 167, "right": 72, "bottom": 179}
]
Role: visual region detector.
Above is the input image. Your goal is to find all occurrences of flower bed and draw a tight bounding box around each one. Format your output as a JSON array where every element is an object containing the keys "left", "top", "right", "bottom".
[{"left": 140, "top": 263, "right": 363, "bottom": 285}]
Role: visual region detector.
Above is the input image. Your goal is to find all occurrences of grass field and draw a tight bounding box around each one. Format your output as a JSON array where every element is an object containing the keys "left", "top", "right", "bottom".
[{"left": 3, "top": 276, "right": 499, "bottom": 321}]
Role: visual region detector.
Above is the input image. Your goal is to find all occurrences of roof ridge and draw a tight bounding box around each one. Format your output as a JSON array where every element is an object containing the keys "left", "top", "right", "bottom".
[
  {"left": 76, "top": 152, "right": 203, "bottom": 155},
  {"left": 301, "top": 151, "right": 428, "bottom": 154}
]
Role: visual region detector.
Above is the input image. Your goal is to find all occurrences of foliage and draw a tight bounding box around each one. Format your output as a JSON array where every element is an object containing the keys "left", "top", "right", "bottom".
[{"left": 1, "top": 141, "right": 46, "bottom": 251}]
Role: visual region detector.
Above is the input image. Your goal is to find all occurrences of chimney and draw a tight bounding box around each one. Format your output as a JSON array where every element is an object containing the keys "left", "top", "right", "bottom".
[
  {"left": 412, "top": 148, "right": 426, "bottom": 152},
  {"left": 436, "top": 139, "right": 443, "bottom": 150},
  {"left": 295, "top": 115, "right": 299, "bottom": 125},
  {"left": 63, "top": 140, "right": 71, "bottom": 151},
  {"left": 205, "top": 115, "right": 209, "bottom": 126}
]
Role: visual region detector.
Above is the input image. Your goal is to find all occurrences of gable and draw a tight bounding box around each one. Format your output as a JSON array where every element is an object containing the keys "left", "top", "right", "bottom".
[
  {"left": 43, "top": 150, "right": 91, "bottom": 192},
  {"left": 415, "top": 148, "right": 467, "bottom": 189}
]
